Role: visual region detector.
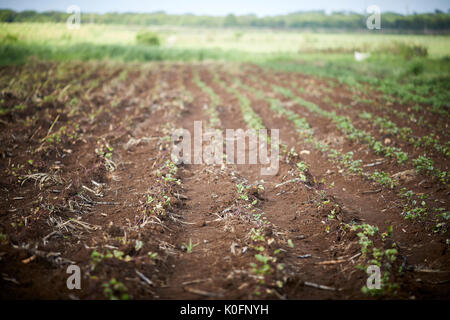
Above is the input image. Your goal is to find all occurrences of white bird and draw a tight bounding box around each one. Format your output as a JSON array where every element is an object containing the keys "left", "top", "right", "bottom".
[
  {"left": 354, "top": 51, "right": 371, "bottom": 61},
  {"left": 167, "top": 35, "right": 177, "bottom": 46}
]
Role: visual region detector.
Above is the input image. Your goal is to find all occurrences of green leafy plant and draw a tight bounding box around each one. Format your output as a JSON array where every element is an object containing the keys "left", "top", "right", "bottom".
[
  {"left": 182, "top": 239, "right": 199, "bottom": 253},
  {"left": 103, "top": 278, "right": 129, "bottom": 300},
  {"left": 136, "top": 31, "right": 160, "bottom": 46}
]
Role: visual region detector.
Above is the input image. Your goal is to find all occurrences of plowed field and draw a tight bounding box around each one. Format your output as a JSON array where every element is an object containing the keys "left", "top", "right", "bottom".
[{"left": 0, "top": 61, "right": 448, "bottom": 299}]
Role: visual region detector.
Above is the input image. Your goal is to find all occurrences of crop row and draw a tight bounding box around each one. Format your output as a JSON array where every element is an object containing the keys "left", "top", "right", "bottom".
[
  {"left": 193, "top": 69, "right": 222, "bottom": 128},
  {"left": 270, "top": 84, "right": 449, "bottom": 185},
  {"left": 212, "top": 72, "right": 265, "bottom": 131},
  {"left": 234, "top": 78, "right": 398, "bottom": 189}
]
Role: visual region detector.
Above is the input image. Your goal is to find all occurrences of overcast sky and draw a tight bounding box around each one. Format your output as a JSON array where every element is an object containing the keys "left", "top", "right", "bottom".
[{"left": 1, "top": 0, "right": 449, "bottom": 16}]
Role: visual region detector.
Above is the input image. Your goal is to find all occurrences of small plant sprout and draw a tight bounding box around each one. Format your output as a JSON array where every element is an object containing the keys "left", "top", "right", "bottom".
[
  {"left": 287, "top": 239, "right": 294, "bottom": 248},
  {"left": 182, "top": 239, "right": 199, "bottom": 253},
  {"left": 135, "top": 240, "right": 143, "bottom": 251}
]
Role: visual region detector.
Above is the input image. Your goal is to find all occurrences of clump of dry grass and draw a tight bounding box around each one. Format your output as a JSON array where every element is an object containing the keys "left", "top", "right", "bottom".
[{"left": 21, "top": 172, "right": 64, "bottom": 189}]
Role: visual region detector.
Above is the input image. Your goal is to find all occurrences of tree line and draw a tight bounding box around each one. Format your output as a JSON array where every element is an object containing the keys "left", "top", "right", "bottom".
[{"left": 1, "top": 9, "right": 449, "bottom": 32}]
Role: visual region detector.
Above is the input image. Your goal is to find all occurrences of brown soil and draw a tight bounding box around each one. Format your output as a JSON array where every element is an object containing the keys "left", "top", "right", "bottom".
[{"left": 0, "top": 61, "right": 448, "bottom": 300}]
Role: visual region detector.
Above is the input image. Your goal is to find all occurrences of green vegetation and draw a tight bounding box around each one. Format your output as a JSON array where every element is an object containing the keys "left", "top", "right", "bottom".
[
  {"left": 214, "top": 74, "right": 265, "bottom": 131},
  {"left": 263, "top": 54, "right": 450, "bottom": 122},
  {"left": 1, "top": 22, "right": 450, "bottom": 67},
  {"left": 136, "top": 30, "right": 161, "bottom": 46},
  {"left": 270, "top": 85, "right": 448, "bottom": 183},
  {"left": 349, "top": 223, "right": 400, "bottom": 296},
  {"left": 193, "top": 70, "right": 222, "bottom": 127},
  {"left": 182, "top": 239, "right": 199, "bottom": 253},
  {"left": 276, "top": 86, "right": 410, "bottom": 164},
  {"left": 103, "top": 278, "right": 130, "bottom": 300},
  {"left": 358, "top": 112, "right": 450, "bottom": 157},
  {"left": 236, "top": 79, "right": 398, "bottom": 188}
]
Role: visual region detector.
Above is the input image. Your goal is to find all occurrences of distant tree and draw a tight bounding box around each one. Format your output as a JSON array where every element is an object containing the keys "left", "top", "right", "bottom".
[
  {"left": 0, "top": 9, "right": 16, "bottom": 22},
  {"left": 224, "top": 14, "right": 238, "bottom": 27}
]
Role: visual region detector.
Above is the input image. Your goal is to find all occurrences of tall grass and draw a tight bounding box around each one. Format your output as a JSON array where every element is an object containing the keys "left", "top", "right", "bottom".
[
  {"left": 0, "top": 41, "right": 302, "bottom": 65},
  {"left": 1, "top": 23, "right": 449, "bottom": 57}
]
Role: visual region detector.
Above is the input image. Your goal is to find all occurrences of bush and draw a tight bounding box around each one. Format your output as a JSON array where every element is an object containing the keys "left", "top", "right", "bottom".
[
  {"left": 398, "top": 43, "right": 428, "bottom": 59},
  {"left": 408, "top": 61, "right": 425, "bottom": 75},
  {"left": 383, "top": 42, "right": 428, "bottom": 59},
  {"left": 136, "top": 31, "right": 160, "bottom": 46},
  {"left": 2, "top": 34, "right": 18, "bottom": 43},
  {"left": 374, "top": 41, "right": 428, "bottom": 60}
]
